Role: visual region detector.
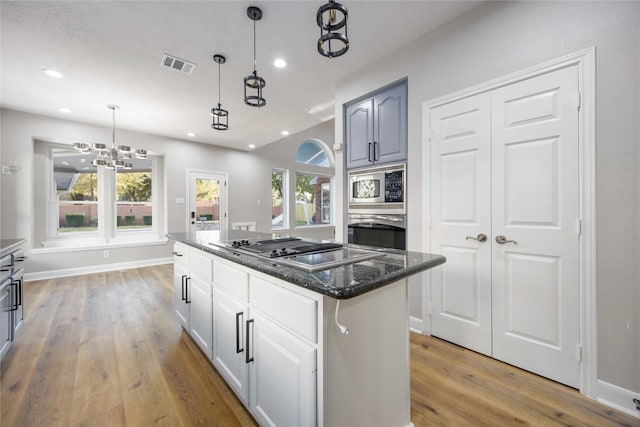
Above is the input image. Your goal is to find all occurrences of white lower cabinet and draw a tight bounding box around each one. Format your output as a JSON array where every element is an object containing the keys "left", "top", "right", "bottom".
[
  {"left": 189, "top": 275, "right": 213, "bottom": 359},
  {"left": 212, "top": 287, "right": 250, "bottom": 404},
  {"left": 173, "top": 263, "right": 189, "bottom": 328},
  {"left": 249, "top": 310, "right": 316, "bottom": 427}
]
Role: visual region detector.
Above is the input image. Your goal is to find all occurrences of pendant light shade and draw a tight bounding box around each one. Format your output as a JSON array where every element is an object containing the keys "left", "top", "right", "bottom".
[
  {"left": 317, "top": 0, "right": 349, "bottom": 58},
  {"left": 211, "top": 54, "right": 229, "bottom": 130},
  {"left": 244, "top": 6, "right": 266, "bottom": 107}
]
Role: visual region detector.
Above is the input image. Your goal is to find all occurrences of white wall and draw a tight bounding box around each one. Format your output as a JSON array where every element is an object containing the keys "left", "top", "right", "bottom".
[
  {"left": 0, "top": 108, "right": 272, "bottom": 274},
  {"left": 253, "top": 119, "right": 336, "bottom": 241},
  {"left": 334, "top": 1, "right": 640, "bottom": 394}
]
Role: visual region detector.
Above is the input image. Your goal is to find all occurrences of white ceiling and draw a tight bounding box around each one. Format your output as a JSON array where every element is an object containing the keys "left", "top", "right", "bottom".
[{"left": 1, "top": 1, "right": 482, "bottom": 151}]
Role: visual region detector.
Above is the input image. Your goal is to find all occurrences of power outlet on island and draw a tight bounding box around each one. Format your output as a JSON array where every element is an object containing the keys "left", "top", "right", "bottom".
[{"left": 103, "top": 250, "right": 110, "bottom": 258}]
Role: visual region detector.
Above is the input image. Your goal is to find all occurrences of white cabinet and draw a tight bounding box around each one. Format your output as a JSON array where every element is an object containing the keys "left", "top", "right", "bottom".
[
  {"left": 172, "top": 243, "right": 213, "bottom": 359},
  {"left": 249, "top": 310, "right": 316, "bottom": 427},
  {"left": 212, "top": 287, "right": 249, "bottom": 404},
  {"left": 0, "top": 279, "right": 12, "bottom": 360},
  {"left": 189, "top": 275, "right": 213, "bottom": 359}
]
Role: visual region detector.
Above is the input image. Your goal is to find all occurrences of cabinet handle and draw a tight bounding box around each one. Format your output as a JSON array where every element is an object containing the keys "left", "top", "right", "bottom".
[
  {"left": 373, "top": 141, "right": 379, "bottom": 161},
  {"left": 236, "top": 312, "right": 244, "bottom": 353},
  {"left": 181, "top": 275, "right": 187, "bottom": 301},
  {"left": 15, "top": 256, "right": 27, "bottom": 262},
  {"left": 10, "top": 281, "right": 18, "bottom": 312},
  {"left": 172, "top": 251, "right": 183, "bottom": 257},
  {"left": 368, "top": 142, "right": 372, "bottom": 162},
  {"left": 245, "top": 319, "right": 254, "bottom": 364},
  {"left": 17, "top": 278, "right": 22, "bottom": 307},
  {"left": 185, "top": 277, "right": 191, "bottom": 304}
]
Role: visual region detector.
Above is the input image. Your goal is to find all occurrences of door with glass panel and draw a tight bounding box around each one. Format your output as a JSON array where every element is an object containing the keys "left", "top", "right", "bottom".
[{"left": 187, "top": 170, "right": 227, "bottom": 235}]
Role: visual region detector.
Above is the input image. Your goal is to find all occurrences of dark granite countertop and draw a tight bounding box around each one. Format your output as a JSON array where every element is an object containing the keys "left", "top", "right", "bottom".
[
  {"left": 0, "top": 238, "right": 26, "bottom": 258},
  {"left": 167, "top": 231, "right": 445, "bottom": 300}
]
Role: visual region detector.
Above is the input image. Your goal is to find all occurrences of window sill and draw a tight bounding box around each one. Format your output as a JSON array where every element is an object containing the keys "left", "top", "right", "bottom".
[{"left": 33, "top": 236, "right": 168, "bottom": 254}]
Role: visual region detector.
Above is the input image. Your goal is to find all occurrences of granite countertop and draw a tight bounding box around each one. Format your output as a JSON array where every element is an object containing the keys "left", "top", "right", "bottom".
[
  {"left": 0, "top": 238, "right": 26, "bottom": 258},
  {"left": 167, "top": 231, "right": 445, "bottom": 300}
]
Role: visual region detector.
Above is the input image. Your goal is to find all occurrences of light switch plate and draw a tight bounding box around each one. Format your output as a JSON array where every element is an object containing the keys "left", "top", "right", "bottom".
[
  {"left": 175, "top": 197, "right": 185, "bottom": 204},
  {"left": 1, "top": 165, "right": 10, "bottom": 175}
]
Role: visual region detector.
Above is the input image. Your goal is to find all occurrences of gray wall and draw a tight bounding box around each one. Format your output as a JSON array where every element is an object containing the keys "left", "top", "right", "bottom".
[
  {"left": 253, "top": 119, "right": 336, "bottom": 241},
  {"left": 333, "top": 1, "right": 639, "bottom": 393},
  {"left": 0, "top": 108, "right": 275, "bottom": 273}
]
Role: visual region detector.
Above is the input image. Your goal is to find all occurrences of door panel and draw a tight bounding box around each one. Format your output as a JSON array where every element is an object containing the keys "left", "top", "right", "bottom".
[
  {"left": 187, "top": 171, "right": 227, "bottom": 235},
  {"left": 375, "top": 83, "right": 407, "bottom": 164},
  {"left": 491, "top": 65, "right": 580, "bottom": 388},
  {"left": 189, "top": 275, "right": 212, "bottom": 359},
  {"left": 429, "top": 92, "right": 492, "bottom": 356}
]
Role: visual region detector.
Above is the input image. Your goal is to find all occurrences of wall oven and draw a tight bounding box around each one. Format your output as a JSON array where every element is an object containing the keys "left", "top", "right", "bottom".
[{"left": 347, "top": 163, "right": 406, "bottom": 250}]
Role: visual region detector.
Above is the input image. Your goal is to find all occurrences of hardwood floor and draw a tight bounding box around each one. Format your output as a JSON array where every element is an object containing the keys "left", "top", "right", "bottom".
[{"left": 1, "top": 264, "right": 638, "bottom": 426}]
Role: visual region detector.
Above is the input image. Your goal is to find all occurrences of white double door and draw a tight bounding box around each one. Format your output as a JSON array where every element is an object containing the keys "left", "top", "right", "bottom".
[{"left": 428, "top": 65, "right": 581, "bottom": 387}]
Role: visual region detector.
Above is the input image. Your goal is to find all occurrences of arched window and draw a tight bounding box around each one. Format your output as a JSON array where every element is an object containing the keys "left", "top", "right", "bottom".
[{"left": 295, "top": 139, "right": 332, "bottom": 167}]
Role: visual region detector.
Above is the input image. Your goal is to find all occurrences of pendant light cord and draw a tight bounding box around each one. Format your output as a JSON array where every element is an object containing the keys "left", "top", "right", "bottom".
[
  {"left": 218, "top": 61, "right": 221, "bottom": 105},
  {"left": 253, "top": 18, "right": 257, "bottom": 73},
  {"left": 111, "top": 107, "right": 116, "bottom": 149}
]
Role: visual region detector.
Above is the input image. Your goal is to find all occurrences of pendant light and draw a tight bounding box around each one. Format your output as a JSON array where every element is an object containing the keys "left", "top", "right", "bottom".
[
  {"left": 73, "top": 105, "right": 146, "bottom": 169},
  {"left": 244, "top": 6, "right": 266, "bottom": 107},
  {"left": 211, "top": 54, "right": 229, "bottom": 130},
  {"left": 317, "top": 0, "right": 349, "bottom": 58}
]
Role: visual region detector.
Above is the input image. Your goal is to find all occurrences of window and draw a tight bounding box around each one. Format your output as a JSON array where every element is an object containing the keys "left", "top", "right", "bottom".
[
  {"left": 295, "top": 140, "right": 331, "bottom": 167},
  {"left": 46, "top": 143, "right": 163, "bottom": 247},
  {"left": 116, "top": 158, "right": 153, "bottom": 232},
  {"left": 272, "top": 169, "right": 288, "bottom": 229},
  {"left": 295, "top": 172, "right": 332, "bottom": 226},
  {"left": 53, "top": 148, "right": 100, "bottom": 234}
]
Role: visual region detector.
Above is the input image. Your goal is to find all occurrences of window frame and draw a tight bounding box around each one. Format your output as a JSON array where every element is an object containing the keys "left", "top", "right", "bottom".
[{"left": 43, "top": 142, "right": 164, "bottom": 248}]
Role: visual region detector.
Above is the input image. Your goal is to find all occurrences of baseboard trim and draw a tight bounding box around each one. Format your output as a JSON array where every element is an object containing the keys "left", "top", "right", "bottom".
[
  {"left": 409, "top": 316, "right": 423, "bottom": 334},
  {"left": 24, "top": 257, "right": 173, "bottom": 281},
  {"left": 595, "top": 380, "right": 640, "bottom": 418}
]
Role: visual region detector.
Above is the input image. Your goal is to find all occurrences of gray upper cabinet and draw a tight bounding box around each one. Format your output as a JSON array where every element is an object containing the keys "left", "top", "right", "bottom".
[{"left": 345, "top": 80, "right": 407, "bottom": 169}]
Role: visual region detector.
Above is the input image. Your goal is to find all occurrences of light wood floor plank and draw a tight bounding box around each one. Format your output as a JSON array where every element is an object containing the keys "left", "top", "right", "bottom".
[{"left": 2, "top": 264, "right": 638, "bottom": 427}]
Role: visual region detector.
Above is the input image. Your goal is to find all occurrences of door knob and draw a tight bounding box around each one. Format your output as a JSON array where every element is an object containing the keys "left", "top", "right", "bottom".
[
  {"left": 465, "top": 233, "right": 488, "bottom": 242},
  {"left": 495, "top": 235, "right": 517, "bottom": 245}
]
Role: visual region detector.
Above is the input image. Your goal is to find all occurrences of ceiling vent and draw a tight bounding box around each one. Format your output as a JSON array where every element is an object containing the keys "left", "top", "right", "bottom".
[{"left": 161, "top": 54, "right": 196, "bottom": 75}]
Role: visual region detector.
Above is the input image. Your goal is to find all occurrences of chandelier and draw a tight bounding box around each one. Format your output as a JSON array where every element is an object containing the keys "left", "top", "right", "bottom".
[
  {"left": 317, "top": 0, "right": 349, "bottom": 58},
  {"left": 244, "top": 6, "right": 266, "bottom": 107},
  {"left": 73, "top": 105, "right": 147, "bottom": 169}
]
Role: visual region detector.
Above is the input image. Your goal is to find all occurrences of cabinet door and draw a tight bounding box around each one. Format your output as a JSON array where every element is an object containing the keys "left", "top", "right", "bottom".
[
  {"left": 0, "top": 282, "right": 12, "bottom": 360},
  {"left": 212, "top": 288, "right": 249, "bottom": 404},
  {"left": 173, "top": 264, "right": 189, "bottom": 329},
  {"left": 345, "top": 98, "right": 374, "bottom": 169},
  {"left": 374, "top": 82, "right": 407, "bottom": 164},
  {"left": 189, "top": 275, "right": 213, "bottom": 359},
  {"left": 249, "top": 311, "right": 316, "bottom": 427}
]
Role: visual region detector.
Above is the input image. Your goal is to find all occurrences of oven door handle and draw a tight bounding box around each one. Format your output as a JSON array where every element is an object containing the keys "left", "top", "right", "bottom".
[
  {"left": 349, "top": 222, "right": 405, "bottom": 231},
  {"left": 347, "top": 214, "right": 406, "bottom": 229}
]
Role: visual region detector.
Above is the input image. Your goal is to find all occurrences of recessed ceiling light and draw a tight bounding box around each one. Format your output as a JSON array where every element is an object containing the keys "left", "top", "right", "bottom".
[
  {"left": 281, "top": 130, "right": 289, "bottom": 136},
  {"left": 187, "top": 132, "right": 196, "bottom": 137},
  {"left": 59, "top": 107, "right": 71, "bottom": 113},
  {"left": 43, "top": 68, "right": 63, "bottom": 78},
  {"left": 248, "top": 144, "right": 256, "bottom": 149},
  {"left": 80, "top": 158, "right": 87, "bottom": 163},
  {"left": 83, "top": 166, "right": 90, "bottom": 170},
  {"left": 274, "top": 58, "right": 287, "bottom": 68},
  {"left": 61, "top": 161, "right": 69, "bottom": 166}
]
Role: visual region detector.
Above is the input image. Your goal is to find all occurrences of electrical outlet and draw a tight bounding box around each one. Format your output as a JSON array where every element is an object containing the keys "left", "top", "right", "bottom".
[
  {"left": 1, "top": 165, "right": 10, "bottom": 175},
  {"left": 103, "top": 250, "right": 110, "bottom": 258}
]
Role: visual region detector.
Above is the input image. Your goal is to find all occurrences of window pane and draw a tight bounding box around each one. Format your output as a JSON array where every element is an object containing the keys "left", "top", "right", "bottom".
[
  {"left": 116, "top": 158, "right": 152, "bottom": 231},
  {"left": 53, "top": 148, "right": 99, "bottom": 234},
  {"left": 295, "top": 140, "right": 330, "bottom": 167},
  {"left": 295, "top": 173, "right": 331, "bottom": 226},
  {"left": 195, "top": 178, "right": 220, "bottom": 231},
  {"left": 272, "top": 170, "right": 286, "bottom": 228}
]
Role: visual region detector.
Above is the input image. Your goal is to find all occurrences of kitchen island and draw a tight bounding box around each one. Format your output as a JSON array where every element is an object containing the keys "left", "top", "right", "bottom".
[{"left": 168, "top": 230, "right": 445, "bottom": 427}]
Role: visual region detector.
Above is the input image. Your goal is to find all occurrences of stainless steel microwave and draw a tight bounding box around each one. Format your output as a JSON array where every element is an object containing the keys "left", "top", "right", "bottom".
[{"left": 348, "top": 163, "right": 406, "bottom": 214}]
